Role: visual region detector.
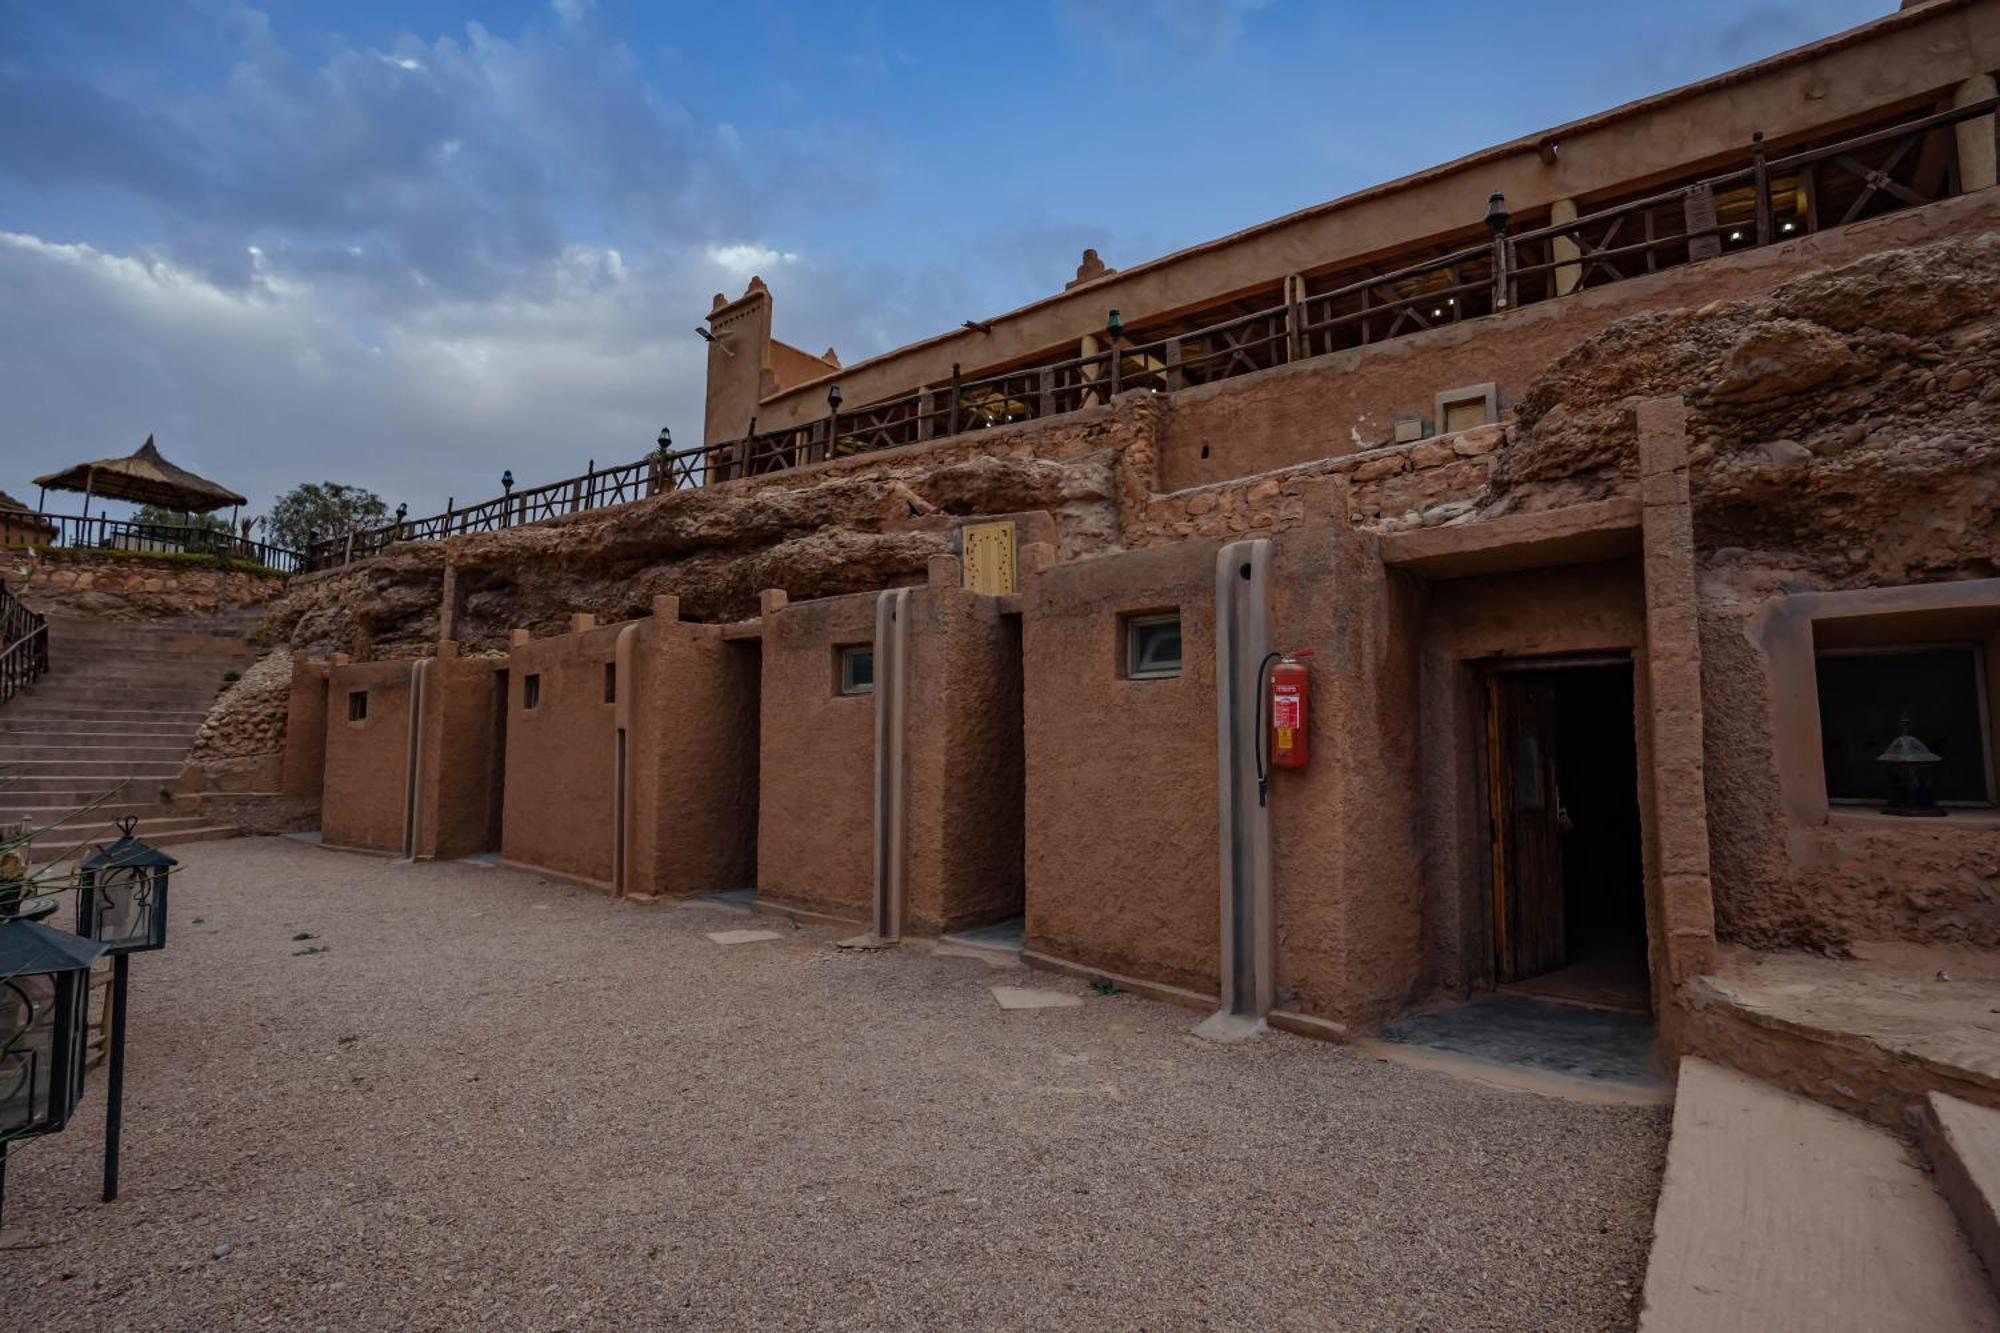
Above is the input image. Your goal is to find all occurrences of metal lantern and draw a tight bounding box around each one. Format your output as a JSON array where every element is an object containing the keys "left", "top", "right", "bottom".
[
  {"left": 77, "top": 818, "right": 176, "bottom": 954},
  {"left": 0, "top": 919, "right": 102, "bottom": 1144},
  {"left": 1878, "top": 715, "right": 1946, "bottom": 817}
]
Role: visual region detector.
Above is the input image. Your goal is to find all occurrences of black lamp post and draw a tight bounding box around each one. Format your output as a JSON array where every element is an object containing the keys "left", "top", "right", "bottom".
[
  {"left": 0, "top": 917, "right": 104, "bottom": 1223},
  {"left": 1877, "top": 715, "right": 1946, "bottom": 817},
  {"left": 76, "top": 819, "right": 177, "bottom": 1202},
  {"left": 826, "top": 384, "right": 842, "bottom": 458}
]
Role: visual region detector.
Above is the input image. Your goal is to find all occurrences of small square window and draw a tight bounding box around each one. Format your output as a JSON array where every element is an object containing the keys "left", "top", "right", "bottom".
[
  {"left": 523, "top": 674, "right": 542, "bottom": 710},
  {"left": 839, "top": 645, "right": 874, "bottom": 696},
  {"left": 1126, "top": 612, "right": 1182, "bottom": 679},
  {"left": 1816, "top": 644, "right": 1993, "bottom": 804},
  {"left": 604, "top": 661, "right": 617, "bottom": 704},
  {"left": 347, "top": 689, "right": 368, "bottom": 722}
]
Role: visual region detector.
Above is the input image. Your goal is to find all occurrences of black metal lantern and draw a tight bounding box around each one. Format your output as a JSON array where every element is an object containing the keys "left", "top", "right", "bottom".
[
  {"left": 0, "top": 919, "right": 102, "bottom": 1144},
  {"left": 1105, "top": 309, "right": 1123, "bottom": 342},
  {"left": 1878, "top": 715, "right": 1946, "bottom": 817},
  {"left": 501, "top": 469, "right": 515, "bottom": 496},
  {"left": 1484, "top": 191, "right": 1511, "bottom": 233},
  {"left": 656, "top": 426, "right": 672, "bottom": 452},
  {"left": 77, "top": 818, "right": 176, "bottom": 954}
]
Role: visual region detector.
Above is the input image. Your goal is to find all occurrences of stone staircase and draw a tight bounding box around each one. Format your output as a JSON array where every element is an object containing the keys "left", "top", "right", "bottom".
[{"left": 0, "top": 612, "right": 262, "bottom": 860}]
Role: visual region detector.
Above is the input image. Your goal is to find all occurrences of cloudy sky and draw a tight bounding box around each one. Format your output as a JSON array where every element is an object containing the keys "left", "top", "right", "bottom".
[{"left": 0, "top": 0, "right": 1881, "bottom": 525}]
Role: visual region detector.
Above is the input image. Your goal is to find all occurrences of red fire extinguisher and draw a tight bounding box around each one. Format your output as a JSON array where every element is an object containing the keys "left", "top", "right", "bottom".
[{"left": 1258, "top": 648, "right": 1314, "bottom": 805}]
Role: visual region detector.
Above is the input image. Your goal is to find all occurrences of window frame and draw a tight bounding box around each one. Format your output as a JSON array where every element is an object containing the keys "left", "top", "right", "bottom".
[
  {"left": 346, "top": 689, "right": 368, "bottom": 722},
  {"left": 522, "top": 673, "right": 542, "bottom": 711},
  {"left": 838, "top": 645, "right": 874, "bottom": 696},
  {"left": 1814, "top": 640, "right": 1996, "bottom": 807},
  {"left": 1124, "top": 610, "right": 1184, "bottom": 681}
]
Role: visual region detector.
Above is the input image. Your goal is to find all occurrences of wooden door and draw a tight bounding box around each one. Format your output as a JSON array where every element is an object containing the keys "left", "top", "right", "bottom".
[{"left": 1489, "top": 675, "right": 1566, "bottom": 982}]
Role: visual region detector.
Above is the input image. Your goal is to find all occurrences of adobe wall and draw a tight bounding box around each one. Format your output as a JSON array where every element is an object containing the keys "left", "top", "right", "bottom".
[
  {"left": 1700, "top": 575, "right": 2000, "bottom": 949},
  {"left": 502, "top": 622, "right": 623, "bottom": 887},
  {"left": 412, "top": 648, "right": 501, "bottom": 862},
  {"left": 1157, "top": 185, "right": 2000, "bottom": 490},
  {"left": 1262, "top": 496, "right": 1429, "bottom": 1030},
  {"left": 757, "top": 591, "right": 877, "bottom": 921},
  {"left": 280, "top": 654, "right": 330, "bottom": 800},
  {"left": 321, "top": 659, "right": 414, "bottom": 854},
  {"left": 627, "top": 611, "right": 761, "bottom": 899},
  {"left": 1022, "top": 542, "right": 1220, "bottom": 995},
  {"left": 900, "top": 576, "right": 1024, "bottom": 935}
]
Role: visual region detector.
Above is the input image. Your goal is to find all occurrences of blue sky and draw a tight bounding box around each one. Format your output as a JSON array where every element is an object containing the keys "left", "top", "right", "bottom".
[{"left": 0, "top": 0, "right": 1883, "bottom": 523}]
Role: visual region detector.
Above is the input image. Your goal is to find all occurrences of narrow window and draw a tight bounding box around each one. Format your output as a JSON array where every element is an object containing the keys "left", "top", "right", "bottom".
[
  {"left": 523, "top": 674, "right": 542, "bottom": 710},
  {"left": 1125, "top": 612, "right": 1182, "bottom": 679},
  {"left": 604, "top": 661, "right": 617, "bottom": 704},
  {"left": 347, "top": 689, "right": 368, "bottom": 722},
  {"left": 839, "top": 645, "right": 874, "bottom": 696},
  {"left": 1816, "top": 644, "right": 1993, "bottom": 804}
]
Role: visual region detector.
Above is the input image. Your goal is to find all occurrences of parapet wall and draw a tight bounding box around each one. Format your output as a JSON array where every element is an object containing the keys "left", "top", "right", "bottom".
[{"left": 10, "top": 547, "right": 289, "bottom": 622}]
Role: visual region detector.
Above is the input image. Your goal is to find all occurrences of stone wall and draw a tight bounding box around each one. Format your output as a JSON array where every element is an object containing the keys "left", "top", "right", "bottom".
[
  {"left": 9, "top": 547, "right": 289, "bottom": 622},
  {"left": 184, "top": 648, "right": 292, "bottom": 792}
]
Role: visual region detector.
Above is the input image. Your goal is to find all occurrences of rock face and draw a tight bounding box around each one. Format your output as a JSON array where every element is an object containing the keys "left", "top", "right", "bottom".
[{"left": 186, "top": 648, "right": 293, "bottom": 790}]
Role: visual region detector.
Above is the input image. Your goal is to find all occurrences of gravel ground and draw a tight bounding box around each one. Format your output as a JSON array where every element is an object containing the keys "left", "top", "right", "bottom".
[{"left": 0, "top": 838, "right": 1668, "bottom": 1331}]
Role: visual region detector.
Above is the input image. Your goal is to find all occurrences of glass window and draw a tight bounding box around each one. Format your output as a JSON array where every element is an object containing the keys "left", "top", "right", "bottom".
[
  {"left": 1126, "top": 612, "right": 1182, "bottom": 679},
  {"left": 840, "top": 646, "right": 874, "bottom": 696},
  {"left": 523, "top": 674, "right": 542, "bottom": 710},
  {"left": 347, "top": 690, "right": 368, "bottom": 722},
  {"left": 1816, "top": 645, "right": 1993, "bottom": 804}
]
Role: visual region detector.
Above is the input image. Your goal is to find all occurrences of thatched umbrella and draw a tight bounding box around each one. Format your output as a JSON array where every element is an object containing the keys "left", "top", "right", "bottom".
[{"left": 33, "top": 436, "right": 249, "bottom": 528}]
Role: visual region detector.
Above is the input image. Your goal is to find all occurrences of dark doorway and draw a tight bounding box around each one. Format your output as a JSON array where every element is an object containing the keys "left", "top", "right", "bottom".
[
  {"left": 1486, "top": 659, "right": 1648, "bottom": 1014},
  {"left": 485, "top": 667, "right": 509, "bottom": 853}
]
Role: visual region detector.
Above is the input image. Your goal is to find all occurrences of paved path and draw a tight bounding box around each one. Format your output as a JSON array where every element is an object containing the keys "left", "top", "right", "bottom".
[{"left": 0, "top": 839, "right": 1668, "bottom": 1331}]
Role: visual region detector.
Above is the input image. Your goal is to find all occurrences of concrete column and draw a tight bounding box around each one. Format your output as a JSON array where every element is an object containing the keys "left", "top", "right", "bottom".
[
  {"left": 1636, "top": 398, "right": 1718, "bottom": 1015},
  {"left": 1197, "top": 538, "right": 1274, "bottom": 1042},
  {"left": 1551, "top": 197, "right": 1582, "bottom": 296},
  {"left": 1955, "top": 74, "right": 1997, "bottom": 194}
]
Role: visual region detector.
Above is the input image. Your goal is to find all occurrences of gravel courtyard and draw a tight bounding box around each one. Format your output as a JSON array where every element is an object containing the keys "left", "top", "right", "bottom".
[{"left": 0, "top": 838, "right": 1668, "bottom": 1331}]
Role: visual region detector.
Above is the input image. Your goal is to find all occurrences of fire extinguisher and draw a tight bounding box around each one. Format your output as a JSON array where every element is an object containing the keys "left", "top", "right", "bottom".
[{"left": 1258, "top": 648, "right": 1314, "bottom": 806}]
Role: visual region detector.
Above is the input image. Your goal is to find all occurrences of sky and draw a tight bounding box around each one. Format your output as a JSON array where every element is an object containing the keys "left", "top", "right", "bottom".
[{"left": 0, "top": 0, "right": 1887, "bottom": 527}]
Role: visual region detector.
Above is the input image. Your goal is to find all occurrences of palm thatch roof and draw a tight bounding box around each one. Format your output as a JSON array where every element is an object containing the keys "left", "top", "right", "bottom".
[{"left": 33, "top": 436, "right": 247, "bottom": 513}]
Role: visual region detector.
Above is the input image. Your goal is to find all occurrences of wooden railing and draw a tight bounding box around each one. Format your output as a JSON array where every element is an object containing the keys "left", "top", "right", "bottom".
[
  {"left": 34, "top": 513, "right": 303, "bottom": 574},
  {"left": 305, "top": 94, "right": 1999, "bottom": 570},
  {"left": 0, "top": 579, "right": 49, "bottom": 707}
]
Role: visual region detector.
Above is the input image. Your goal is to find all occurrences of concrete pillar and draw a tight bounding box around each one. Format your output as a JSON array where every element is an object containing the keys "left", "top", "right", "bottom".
[
  {"left": 1197, "top": 537, "right": 1274, "bottom": 1043},
  {"left": 1636, "top": 398, "right": 1718, "bottom": 1025},
  {"left": 1955, "top": 74, "right": 1997, "bottom": 194},
  {"left": 1080, "top": 333, "right": 1103, "bottom": 407},
  {"left": 869, "top": 588, "right": 912, "bottom": 942},
  {"left": 1551, "top": 197, "right": 1582, "bottom": 296}
]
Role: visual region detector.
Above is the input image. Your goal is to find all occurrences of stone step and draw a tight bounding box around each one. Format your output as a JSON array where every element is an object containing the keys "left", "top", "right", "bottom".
[
  {"left": 1639, "top": 1057, "right": 1999, "bottom": 1333},
  {"left": 0, "top": 736, "right": 193, "bottom": 756},
  {"left": 0, "top": 774, "right": 184, "bottom": 797},
  {"left": 0, "top": 721, "right": 202, "bottom": 738},
  {"left": 0, "top": 707, "right": 211, "bottom": 723},
  {"left": 1, "top": 803, "right": 193, "bottom": 828},
  {"left": 22, "top": 822, "right": 241, "bottom": 863},
  {"left": 1923, "top": 1094, "right": 2000, "bottom": 1299}
]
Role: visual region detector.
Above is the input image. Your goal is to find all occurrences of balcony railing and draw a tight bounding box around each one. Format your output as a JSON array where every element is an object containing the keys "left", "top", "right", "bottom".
[
  {"left": 306, "top": 93, "right": 1999, "bottom": 571},
  {"left": 27, "top": 514, "right": 304, "bottom": 575},
  {"left": 1, "top": 579, "right": 49, "bottom": 707}
]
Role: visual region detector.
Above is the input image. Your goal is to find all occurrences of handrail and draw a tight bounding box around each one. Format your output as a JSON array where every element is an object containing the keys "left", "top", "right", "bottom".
[
  {"left": 31, "top": 513, "right": 303, "bottom": 574},
  {"left": 0, "top": 579, "right": 50, "bottom": 708},
  {"left": 305, "top": 92, "right": 2000, "bottom": 570}
]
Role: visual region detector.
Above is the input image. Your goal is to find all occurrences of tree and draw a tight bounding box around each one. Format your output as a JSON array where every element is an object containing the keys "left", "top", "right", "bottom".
[
  {"left": 266, "top": 482, "right": 389, "bottom": 552},
  {"left": 132, "top": 505, "right": 230, "bottom": 535}
]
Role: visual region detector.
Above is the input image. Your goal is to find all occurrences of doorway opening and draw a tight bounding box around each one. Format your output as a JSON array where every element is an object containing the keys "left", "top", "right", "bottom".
[
  {"left": 484, "top": 668, "right": 509, "bottom": 854},
  {"left": 1485, "top": 657, "right": 1649, "bottom": 1014}
]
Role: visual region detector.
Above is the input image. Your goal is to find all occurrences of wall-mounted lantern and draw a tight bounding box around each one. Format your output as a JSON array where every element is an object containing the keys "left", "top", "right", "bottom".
[
  {"left": 1877, "top": 715, "right": 1946, "bottom": 817},
  {"left": 74, "top": 819, "right": 178, "bottom": 1202}
]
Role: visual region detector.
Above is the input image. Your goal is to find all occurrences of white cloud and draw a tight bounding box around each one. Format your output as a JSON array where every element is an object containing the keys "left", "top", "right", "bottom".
[
  {"left": 704, "top": 243, "right": 801, "bottom": 277},
  {"left": 550, "top": 0, "right": 595, "bottom": 25}
]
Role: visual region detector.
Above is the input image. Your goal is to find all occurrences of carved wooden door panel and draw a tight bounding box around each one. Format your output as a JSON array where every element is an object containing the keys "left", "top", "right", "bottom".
[{"left": 1491, "top": 676, "right": 1566, "bottom": 982}]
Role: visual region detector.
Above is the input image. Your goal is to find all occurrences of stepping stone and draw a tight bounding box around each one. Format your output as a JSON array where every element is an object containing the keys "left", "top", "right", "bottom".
[
  {"left": 706, "top": 929, "right": 782, "bottom": 946},
  {"left": 991, "top": 985, "right": 1083, "bottom": 1011}
]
